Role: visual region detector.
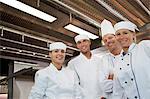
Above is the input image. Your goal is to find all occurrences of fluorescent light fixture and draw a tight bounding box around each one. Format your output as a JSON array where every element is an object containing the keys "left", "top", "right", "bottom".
[
  {"left": 64, "top": 24, "right": 98, "bottom": 39},
  {"left": 0, "top": 0, "right": 57, "bottom": 22}
]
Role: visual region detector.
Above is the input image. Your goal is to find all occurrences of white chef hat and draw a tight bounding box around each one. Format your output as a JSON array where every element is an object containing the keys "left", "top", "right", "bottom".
[
  {"left": 49, "top": 42, "right": 67, "bottom": 51},
  {"left": 101, "top": 19, "right": 115, "bottom": 38},
  {"left": 114, "top": 21, "right": 139, "bottom": 32},
  {"left": 74, "top": 34, "right": 90, "bottom": 43}
]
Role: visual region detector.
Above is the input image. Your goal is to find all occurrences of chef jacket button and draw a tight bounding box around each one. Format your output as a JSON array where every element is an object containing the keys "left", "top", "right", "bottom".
[
  {"left": 127, "top": 64, "right": 129, "bottom": 66},
  {"left": 127, "top": 97, "right": 129, "bottom": 99},
  {"left": 135, "top": 96, "right": 138, "bottom": 98},
  {"left": 122, "top": 58, "right": 123, "bottom": 60},
  {"left": 131, "top": 78, "right": 134, "bottom": 81},
  {"left": 125, "top": 81, "right": 127, "bottom": 84},
  {"left": 128, "top": 53, "right": 130, "bottom": 55},
  {"left": 120, "top": 68, "right": 122, "bottom": 70}
]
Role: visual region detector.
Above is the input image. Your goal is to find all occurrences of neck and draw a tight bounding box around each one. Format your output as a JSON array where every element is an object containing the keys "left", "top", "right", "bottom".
[
  {"left": 52, "top": 62, "right": 62, "bottom": 70},
  {"left": 82, "top": 51, "right": 92, "bottom": 59},
  {"left": 123, "top": 47, "right": 129, "bottom": 53},
  {"left": 123, "top": 42, "right": 133, "bottom": 53},
  {"left": 110, "top": 46, "right": 122, "bottom": 56}
]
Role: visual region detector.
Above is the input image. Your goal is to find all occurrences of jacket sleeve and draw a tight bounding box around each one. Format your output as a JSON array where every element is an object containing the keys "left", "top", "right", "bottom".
[
  {"left": 99, "top": 67, "right": 113, "bottom": 93},
  {"left": 98, "top": 57, "right": 114, "bottom": 98},
  {"left": 139, "top": 40, "right": 150, "bottom": 57},
  {"left": 67, "top": 60, "right": 75, "bottom": 70},
  {"left": 28, "top": 71, "right": 48, "bottom": 99}
]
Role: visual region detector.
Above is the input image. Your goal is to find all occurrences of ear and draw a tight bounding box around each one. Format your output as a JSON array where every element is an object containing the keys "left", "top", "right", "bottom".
[
  {"left": 49, "top": 52, "right": 52, "bottom": 58},
  {"left": 88, "top": 40, "right": 91, "bottom": 45},
  {"left": 132, "top": 32, "right": 136, "bottom": 43},
  {"left": 132, "top": 32, "right": 136, "bottom": 39},
  {"left": 133, "top": 32, "right": 136, "bottom": 37},
  {"left": 76, "top": 44, "right": 79, "bottom": 49}
]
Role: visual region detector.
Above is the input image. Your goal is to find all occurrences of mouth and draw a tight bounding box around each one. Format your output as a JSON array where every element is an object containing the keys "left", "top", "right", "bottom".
[
  {"left": 81, "top": 46, "right": 87, "bottom": 50},
  {"left": 107, "top": 42, "right": 114, "bottom": 47},
  {"left": 108, "top": 43, "right": 113, "bottom": 47},
  {"left": 120, "top": 39, "right": 127, "bottom": 45},
  {"left": 56, "top": 56, "right": 64, "bottom": 60}
]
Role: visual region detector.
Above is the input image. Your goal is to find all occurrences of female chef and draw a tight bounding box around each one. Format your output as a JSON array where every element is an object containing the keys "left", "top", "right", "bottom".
[
  {"left": 111, "top": 21, "right": 150, "bottom": 99},
  {"left": 28, "top": 42, "right": 84, "bottom": 99}
]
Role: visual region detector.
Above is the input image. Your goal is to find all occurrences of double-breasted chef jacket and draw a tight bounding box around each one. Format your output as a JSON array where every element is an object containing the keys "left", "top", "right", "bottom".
[
  {"left": 99, "top": 51, "right": 125, "bottom": 99},
  {"left": 101, "top": 40, "right": 150, "bottom": 99},
  {"left": 100, "top": 40, "right": 150, "bottom": 99}
]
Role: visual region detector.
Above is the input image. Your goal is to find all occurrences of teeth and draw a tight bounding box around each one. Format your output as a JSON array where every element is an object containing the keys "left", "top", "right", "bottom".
[
  {"left": 108, "top": 42, "right": 113, "bottom": 47},
  {"left": 56, "top": 56, "right": 63, "bottom": 60},
  {"left": 81, "top": 46, "right": 86, "bottom": 50}
]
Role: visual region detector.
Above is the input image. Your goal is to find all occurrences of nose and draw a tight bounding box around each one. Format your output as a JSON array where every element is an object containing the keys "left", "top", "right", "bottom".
[
  {"left": 59, "top": 50, "right": 66, "bottom": 55},
  {"left": 57, "top": 52, "right": 64, "bottom": 58},
  {"left": 106, "top": 39, "right": 112, "bottom": 44},
  {"left": 119, "top": 34, "right": 124, "bottom": 39},
  {"left": 107, "top": 39, "right": 111, "bottom": 43},
  {"left": 117, "top": 34, "right": 124, "bottom": 40},
  {"left": 58, "top": 51, "right": 61, "bottom": 54},
  {"left": 78, "top": 42, "right": 85, "bottom": 47}
]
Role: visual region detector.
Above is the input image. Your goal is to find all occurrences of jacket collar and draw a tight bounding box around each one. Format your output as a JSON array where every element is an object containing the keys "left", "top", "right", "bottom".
[
  {"left": 120, "top": 43, "right": 136, "bottom": 57},
  {"left": 79, "top": 51, "right": 93, "bottom": 60},
  {"left": 109, "top": 49, "right": 124, "bottom": 57},
  {"left": 128, "top": 43, "right": 136, "bottom": 52},
  {"left": 49, "top": 63, "right": 64, "bottom": 73}
]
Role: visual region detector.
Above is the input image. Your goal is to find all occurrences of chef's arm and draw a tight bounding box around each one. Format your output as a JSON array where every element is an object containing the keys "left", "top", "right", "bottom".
[{"left": 28, "top": 71, "right": 48, "bottom": 99}]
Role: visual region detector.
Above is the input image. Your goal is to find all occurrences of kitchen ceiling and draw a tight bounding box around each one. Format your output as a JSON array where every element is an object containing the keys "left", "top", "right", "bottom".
[{"left": 0, "top": 0, "right": 150, "bottom": 64}]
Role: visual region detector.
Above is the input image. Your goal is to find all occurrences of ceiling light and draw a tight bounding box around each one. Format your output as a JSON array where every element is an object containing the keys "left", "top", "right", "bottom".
[
  {"left": 2, "top": 47, "right": 6, "bottom": 50},
  {"left": 64, "top": 24, "right": 98, "bottom": 39},
  {"left": 33, "top": 53, "right": 36, "bottom": 56},
  {"left": 0, "top": 0, "right": 57, "bottom": 22},
  {"left": 19, "top": 50, "right": 22, "bottom": 53}
]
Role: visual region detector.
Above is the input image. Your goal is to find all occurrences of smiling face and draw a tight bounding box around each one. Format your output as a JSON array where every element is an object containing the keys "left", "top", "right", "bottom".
[
  {"left": 103, "top": 34, "right": 120, "bottom": 52},
  {"left": 76, "top": 39, "right": 91, "bottom": 54},
  {"left": 49, "top": 49, "right": 66, "bottom": 67},
  {"left": 115, "top": 29, "right": 136, "bottom": 50}
]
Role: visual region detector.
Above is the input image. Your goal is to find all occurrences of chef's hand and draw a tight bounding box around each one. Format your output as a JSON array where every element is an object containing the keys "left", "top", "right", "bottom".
[
  {"left": 108, "top": 73, "right": 114, "bottom": 80},
  {"left": 100, "top": 97, "right": 107, "bottom": 99},
  {"left": 103, "top": 80, "right": 113, "bottom": 93}
]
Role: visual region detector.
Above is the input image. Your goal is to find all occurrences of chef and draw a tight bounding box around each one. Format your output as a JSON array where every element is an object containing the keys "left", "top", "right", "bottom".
[
  {"left": 28, "top": 42, "right": 84, "bottom": 99},
  {"left": 112, "top": 21, "right": 150, "bottom": 99},
  {"left": 99, "top": 19, "right": 123, "bottom": 99},
  {"left": 68, "top": 34, "right": 103, "bottom": 99},
  {"left": 101, "top": 19, "right": 122, "bottom": 56}
]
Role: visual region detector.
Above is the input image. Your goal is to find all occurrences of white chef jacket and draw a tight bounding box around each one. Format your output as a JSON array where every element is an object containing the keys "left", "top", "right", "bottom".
[
  {"left": 28, "top": 63, "right": 84, "bottom": 99},
  {"left": 68, "top": 52, "right": 103, "bottom": 99},
  {"left": 112, "top": 40, "right": 150, "bottom": 99},
  {"left": 99, "top": 52, "right": 126, "bottom": 99}
]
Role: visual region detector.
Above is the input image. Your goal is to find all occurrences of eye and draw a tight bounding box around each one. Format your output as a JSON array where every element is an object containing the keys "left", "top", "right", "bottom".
[
  {"left": 83, "top": 39, "right": 87, "bottom": 42},
  {"left": 77, "top": 41, "right": 81, "bottom": 44},
  {"left": 60, "top": 50, "right": 65, "bottom": 53},
  {"left": 54, "top": 49, "right": 59, "bottom": 53},
  {"left": 123, "top": 32, "right": 128, "bottom": 34},
  {"left": 103, "top": 39, "right": 107, "bottom": 43},
  {"left": 116, "top": 32, "right": 121, "bottom": 36}
]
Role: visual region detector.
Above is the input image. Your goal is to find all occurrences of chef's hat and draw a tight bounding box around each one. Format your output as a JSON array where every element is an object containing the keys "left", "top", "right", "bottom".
[
  {"left": 114, "top": 21, "right": 139, "bottom": 32},
  {"left": 49, "top": 42, "right": 67, "bottom": 51},
  {"left": 101, "top": 19, "right": 115, "bottom": 37},
  {"left": 74, "top": 34, "right": 90, "bottom": 43}
]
